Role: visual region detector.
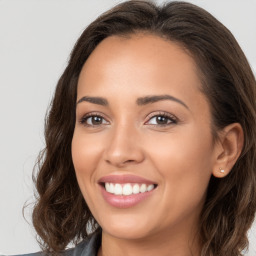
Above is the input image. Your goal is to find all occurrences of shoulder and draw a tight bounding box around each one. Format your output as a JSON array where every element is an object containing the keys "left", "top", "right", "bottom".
[{"left": 10, "top": 231, "right": 101, "bottom": 256}]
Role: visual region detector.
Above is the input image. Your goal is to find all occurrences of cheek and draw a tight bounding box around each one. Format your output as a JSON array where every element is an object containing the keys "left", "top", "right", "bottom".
[
  {"left": 72, "top": 128, "right": 104, "bottom": 168},
  {"left": 71, "top": 129, "right": 109, "bottom": 217},
  {"left": 144, "top": 126, "right": 214, "bottom": 211},
  {"left": 146, "top": 125, "right": 214, "bottom": 170},
  {"left": 71, "top": 130, "right": 103, "bottom": 193}
]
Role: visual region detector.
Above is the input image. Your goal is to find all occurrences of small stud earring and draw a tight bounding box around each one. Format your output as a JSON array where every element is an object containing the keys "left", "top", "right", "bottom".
[{"left": 219, "top": 168, "right": 225, "bottom": 173}]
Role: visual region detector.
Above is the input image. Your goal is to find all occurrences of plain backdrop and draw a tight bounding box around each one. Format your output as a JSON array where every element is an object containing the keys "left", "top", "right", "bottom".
[{"left": 0, "top": 0, "right": 255, "bottom": 255}]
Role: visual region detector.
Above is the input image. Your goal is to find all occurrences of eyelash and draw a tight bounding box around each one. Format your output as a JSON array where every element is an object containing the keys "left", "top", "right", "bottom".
[
  {"left": 145, "top": 112, "right": 178, "bottom": 127},
  {"left": 79, "top": 111, "right": 178, "bottom": 128},
  {"left": 79, "top": 112, "right": 108, "bottom": 127}
]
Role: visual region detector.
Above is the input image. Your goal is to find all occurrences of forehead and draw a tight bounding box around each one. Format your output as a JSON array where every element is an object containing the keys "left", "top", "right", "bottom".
[
  {"left": 77, "top": 33, "right": 207, "bottom": 111},
  {"left": 78, "top": 33, "right": 201, "bottom": 93}
]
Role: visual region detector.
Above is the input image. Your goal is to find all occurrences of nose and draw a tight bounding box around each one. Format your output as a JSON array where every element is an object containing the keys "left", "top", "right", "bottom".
[{"left": 104, "top": 124, "right": 145, "bottom": 168}]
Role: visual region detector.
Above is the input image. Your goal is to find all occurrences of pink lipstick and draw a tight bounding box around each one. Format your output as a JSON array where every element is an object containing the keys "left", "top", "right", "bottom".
[{"left": 98, "top": 175, "right": 157, "bottom": 208}]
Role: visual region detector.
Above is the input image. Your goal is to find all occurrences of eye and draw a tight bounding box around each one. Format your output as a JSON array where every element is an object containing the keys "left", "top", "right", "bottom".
[
  {"left": 146, "top": 112, "right": 177, "bottom": 126},
  {"left": 79, "top": 113, "right": 109, "bottom": 127}
]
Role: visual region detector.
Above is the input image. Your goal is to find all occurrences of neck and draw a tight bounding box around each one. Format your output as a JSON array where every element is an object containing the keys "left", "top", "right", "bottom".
[{"left": 98, "top": 222, "right": 202, "bottom": 256}]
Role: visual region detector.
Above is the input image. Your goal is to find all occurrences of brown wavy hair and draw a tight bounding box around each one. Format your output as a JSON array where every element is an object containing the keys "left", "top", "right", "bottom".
[{"left": 31, "top": 1, "right": 256, "bottom": 255}]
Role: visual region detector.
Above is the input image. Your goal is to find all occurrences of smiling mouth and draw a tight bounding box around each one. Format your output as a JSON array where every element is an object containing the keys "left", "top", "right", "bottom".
[{"left": 100, "top": 182, "right": 158, "bottom": 196}]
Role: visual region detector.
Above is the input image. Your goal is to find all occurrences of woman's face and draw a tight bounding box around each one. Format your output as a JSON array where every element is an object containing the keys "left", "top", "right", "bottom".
[{"left": 72, "top": 34, "right": 218, "bottom": 241}]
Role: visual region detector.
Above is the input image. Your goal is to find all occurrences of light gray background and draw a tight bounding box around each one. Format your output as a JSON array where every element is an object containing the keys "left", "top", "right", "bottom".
[{"left": 0, "top": 0, "right": 255, "bottom": 255}]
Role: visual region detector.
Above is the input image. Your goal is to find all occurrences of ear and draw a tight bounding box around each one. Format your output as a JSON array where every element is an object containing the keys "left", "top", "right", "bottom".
[{"left": 212, "top": 123, "right": 244, "bottom": 178}]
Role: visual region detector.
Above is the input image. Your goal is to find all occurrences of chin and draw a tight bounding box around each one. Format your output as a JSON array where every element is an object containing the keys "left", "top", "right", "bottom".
[{"left": 98, "top": 213, "right": 155, "bottom": 240}]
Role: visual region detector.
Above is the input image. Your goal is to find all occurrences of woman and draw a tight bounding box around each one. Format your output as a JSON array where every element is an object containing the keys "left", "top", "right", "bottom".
[{"left": 29, "top": 1, "right": 256, "bottom": 256}]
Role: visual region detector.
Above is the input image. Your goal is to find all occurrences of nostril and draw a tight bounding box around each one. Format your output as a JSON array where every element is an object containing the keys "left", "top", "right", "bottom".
[{"left": 125, "top": 160, "right": 135, "bottom": 163}]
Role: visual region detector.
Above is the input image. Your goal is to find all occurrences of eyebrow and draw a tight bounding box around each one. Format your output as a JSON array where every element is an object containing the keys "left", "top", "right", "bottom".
[
  {"left": 76, "top": 94, "right": 188, "bottom": 109},
  {"left": 136, "top": 95, "right": 188, "bottom": 109},
  {"left": 77, "top": 96, "right": 108, "bottom": 106}
]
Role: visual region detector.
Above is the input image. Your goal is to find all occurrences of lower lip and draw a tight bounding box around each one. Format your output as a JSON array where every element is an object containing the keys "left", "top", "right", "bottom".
[{"left": 100, "top": 185, "right": 155, "bottom": 208}]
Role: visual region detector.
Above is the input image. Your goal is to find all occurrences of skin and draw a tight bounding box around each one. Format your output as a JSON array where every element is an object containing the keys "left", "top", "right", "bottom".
[{"left": 72, "top": 33, "right": 243, "bottom": 256}]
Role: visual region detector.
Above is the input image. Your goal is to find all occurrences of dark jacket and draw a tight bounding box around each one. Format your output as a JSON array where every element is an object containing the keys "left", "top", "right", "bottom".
[{"left": 10, "top": 232, "right": 101, "bottom": 256}]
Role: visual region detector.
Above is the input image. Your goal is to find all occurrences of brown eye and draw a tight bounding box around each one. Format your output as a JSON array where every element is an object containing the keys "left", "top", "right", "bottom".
[
  {"left": 80, "top": 115, "right": 109, "bottom": 126},
  {"left": 155, "top": 116, "right": 169, "bottom": 125},
  {"left": 146, "top": 113, "right": 177, "bottom": 126},
  {"left": 90, "top": 116, "right": 104, "bottom": 125}
]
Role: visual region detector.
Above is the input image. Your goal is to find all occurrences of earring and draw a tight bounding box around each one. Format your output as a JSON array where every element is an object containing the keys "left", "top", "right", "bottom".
[{"left": 219, "top": 168, "right": 225, "bottom": 173}]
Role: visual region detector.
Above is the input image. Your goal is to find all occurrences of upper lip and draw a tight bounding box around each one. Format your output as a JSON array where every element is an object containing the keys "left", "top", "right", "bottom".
[{"left": 98, "top": 174, "right": 157, "bottom": 185}]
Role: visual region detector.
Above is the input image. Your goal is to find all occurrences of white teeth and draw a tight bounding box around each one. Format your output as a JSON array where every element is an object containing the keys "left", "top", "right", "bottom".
[
  {"left": 132, "top": 184, "right": 140, "bottom": 194},
  {"left": 104, "top": 183, "right": 155, "bottom": 195},
  {"left": 109, "top": 183, "right": 114, "bottom": 193},
  {"left": 147, "top": 184, "right": 154, "bottom": 192},
  {"left": 123, "top": 184, "right": 133, "bottom": 195},
  {"left": 140, "top": 184, "right": 147, "bottom": 193},
  {"left": 114, "top": 184, "right": 122, "bottom": 195}
]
